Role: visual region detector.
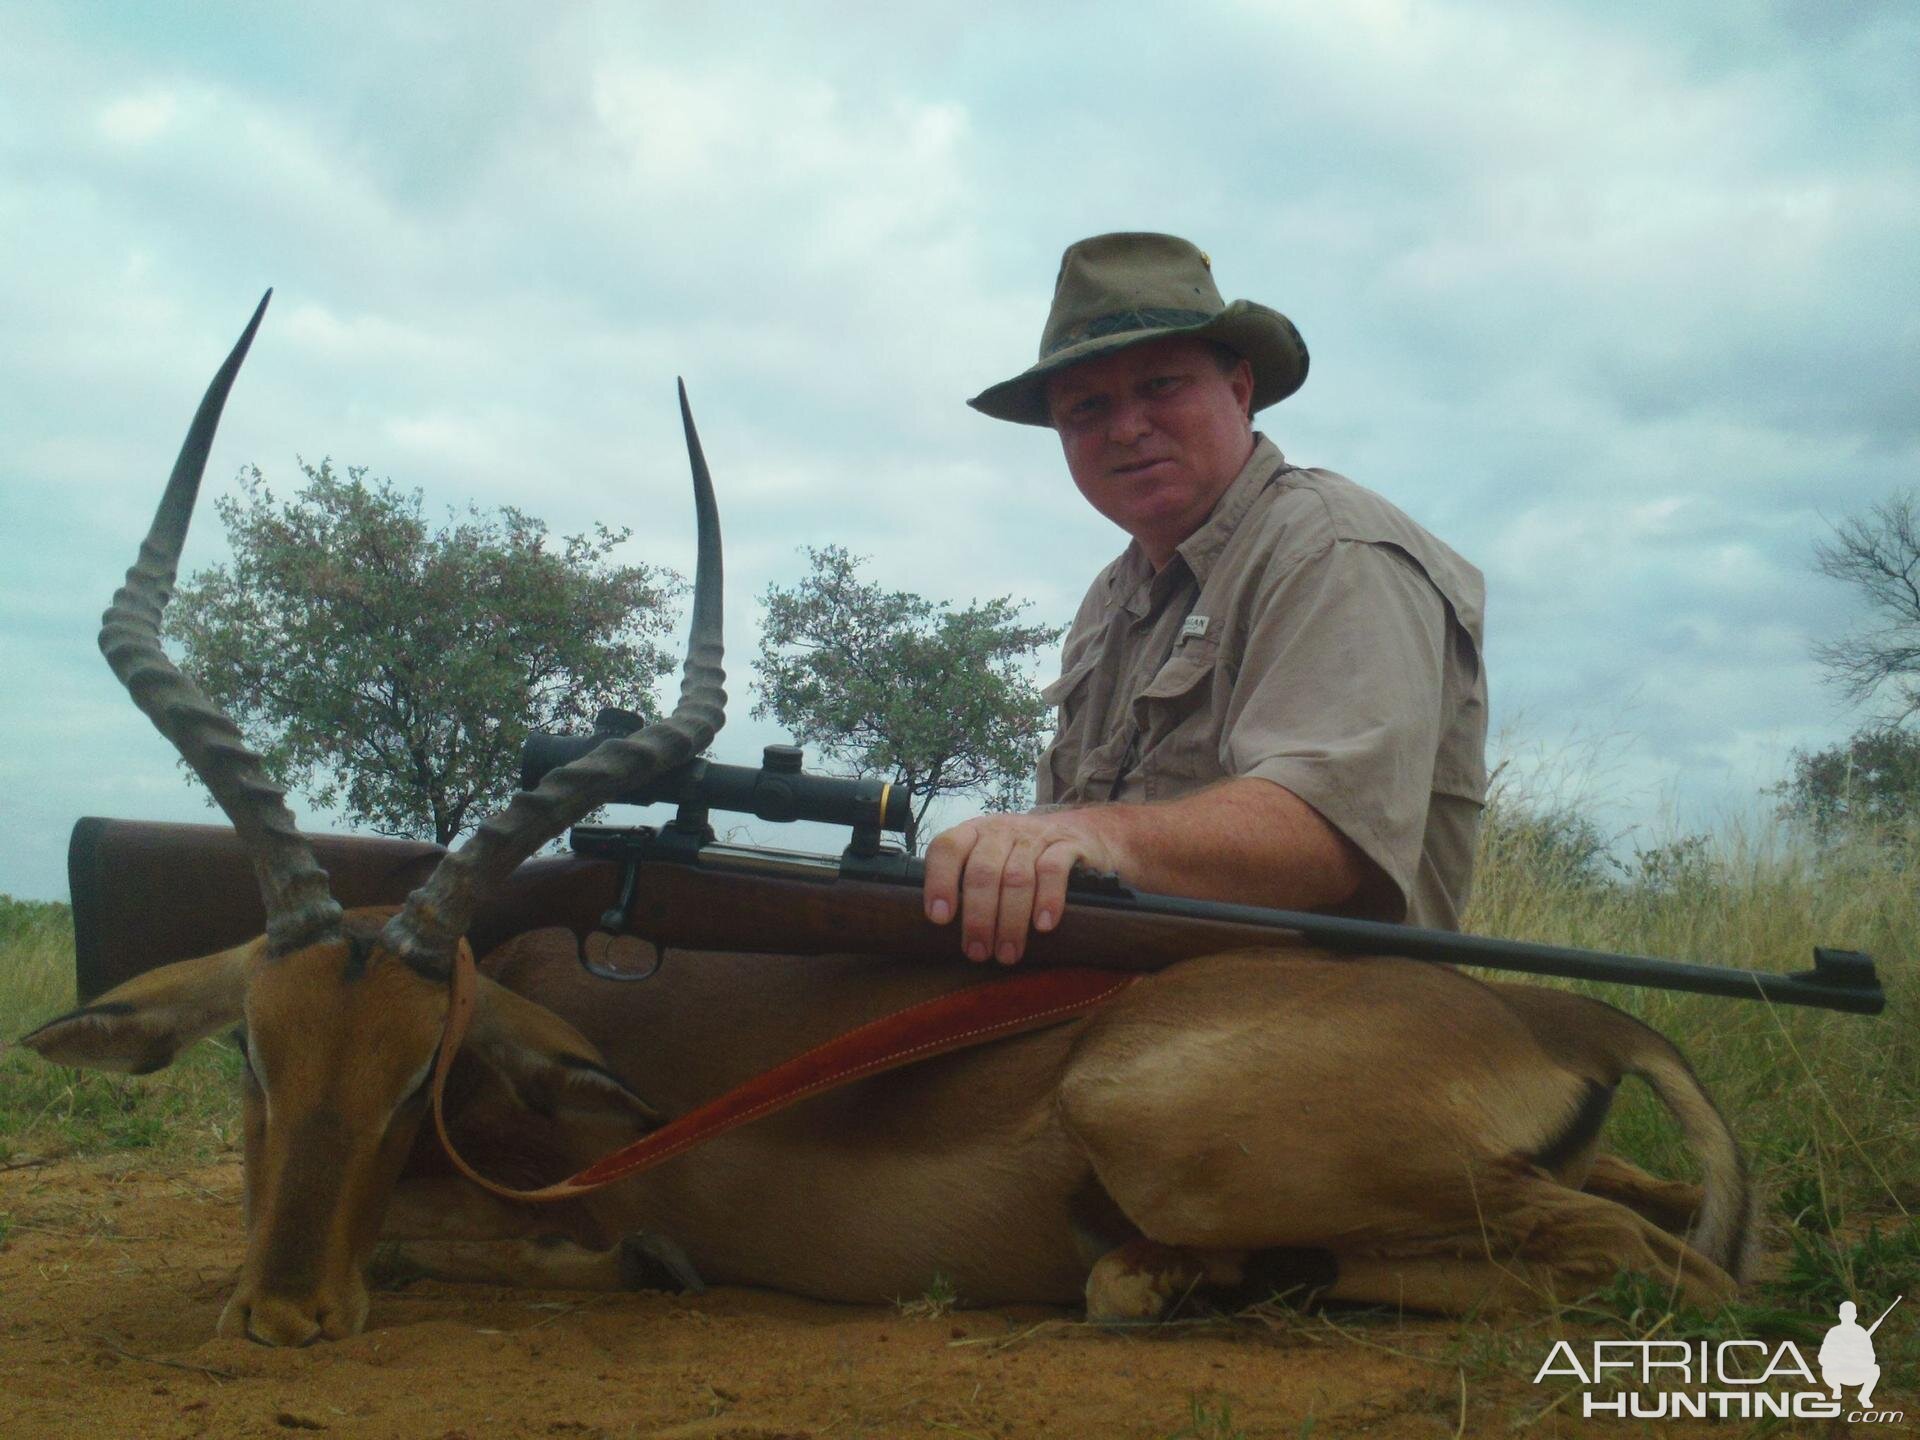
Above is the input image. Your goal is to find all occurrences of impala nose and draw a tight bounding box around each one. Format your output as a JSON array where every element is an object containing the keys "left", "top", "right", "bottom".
[{"left": 226, "top": 1295, "right": 323, "bottom": 1347}]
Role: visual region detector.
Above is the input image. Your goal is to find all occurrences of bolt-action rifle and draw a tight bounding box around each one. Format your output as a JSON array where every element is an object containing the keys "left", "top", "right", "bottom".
[
  {"left": 517, "top": 721, "right": 1885, "bottom": 1014},
  {"left": 68, "top": 727, "right": 1886, "bottom": 1016}
]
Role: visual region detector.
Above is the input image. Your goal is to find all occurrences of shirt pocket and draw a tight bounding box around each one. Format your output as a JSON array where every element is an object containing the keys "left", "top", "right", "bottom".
[
  {"left": 1131, "top": 638, "right": 1222, "bottom": 791},
  {"left": 1040, "top": 653, "right": 1100, "bottom": 711},
  {"left": 1038, "top": 653, "right": 1103, "bottom": 802}
]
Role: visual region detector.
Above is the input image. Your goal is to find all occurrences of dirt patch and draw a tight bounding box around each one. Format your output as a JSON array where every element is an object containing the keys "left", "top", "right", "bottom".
[{"left": 1, "top": 1156, "right": 1750, "bottom": 1438}]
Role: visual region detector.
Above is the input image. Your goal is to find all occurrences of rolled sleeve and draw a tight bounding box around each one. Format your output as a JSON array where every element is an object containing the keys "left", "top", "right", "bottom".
[{"left": 1225, "top": 539, "right": 1449, "bottom": 918}]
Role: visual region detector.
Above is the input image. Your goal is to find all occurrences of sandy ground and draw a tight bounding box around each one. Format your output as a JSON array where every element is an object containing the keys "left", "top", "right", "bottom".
[{"left": 0, "top": 1155, "right": 1788, "bottom": 1439}]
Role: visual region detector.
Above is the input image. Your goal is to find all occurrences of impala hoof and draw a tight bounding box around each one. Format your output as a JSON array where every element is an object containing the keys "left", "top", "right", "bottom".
[{"left": 620, "top": 1231, "right": 705, "bottom": 1294}]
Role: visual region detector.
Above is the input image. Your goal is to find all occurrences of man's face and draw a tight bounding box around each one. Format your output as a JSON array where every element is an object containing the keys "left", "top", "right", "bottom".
[{"left": 1046, "top": 337, "right": 1257, "bottom": 567}]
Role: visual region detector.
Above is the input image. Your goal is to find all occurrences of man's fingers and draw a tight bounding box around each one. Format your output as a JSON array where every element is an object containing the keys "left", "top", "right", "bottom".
[
  {"left": 991, "top": 838, "right": 1043, "bottom": 963},
  {"left": 1033, "top": 841, "right": 1081, "bottom": 934},
  {"left": 925, "top": 814, "right": 1114, "bottom": 963},
  {"left": 922, "top": 824, "right": 977, "bottom": 926},
  {"left": 959, "top": 829, "right": 1016, "bottom": 964}
]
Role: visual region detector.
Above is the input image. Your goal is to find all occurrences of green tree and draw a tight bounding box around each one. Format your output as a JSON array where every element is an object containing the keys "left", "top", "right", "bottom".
[
  {"left": 752, "top": 546, "right": 1062, "bottom": 844},
  {"left": 1475, "top": 794, "right": 1619, "bottom": 890},
  {"left": 168, "top": 460, "right": 682, "bottom": 845},
  {"left": 1812, "top": 489, "right": 1920, "bottom": 726},
  {"left": 1774, "top": 726, "right": 1920, "bottom": 838}
]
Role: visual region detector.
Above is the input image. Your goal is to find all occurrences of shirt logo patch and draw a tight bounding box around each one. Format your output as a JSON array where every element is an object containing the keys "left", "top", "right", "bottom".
[{"left": 1182, "top": 614, "right": 1211, "bottom": 641}]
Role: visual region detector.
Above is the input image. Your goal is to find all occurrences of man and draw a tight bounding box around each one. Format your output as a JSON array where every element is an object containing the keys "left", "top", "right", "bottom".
[{"left": 923, "top": 232, "right": 1487, "bottom": 963}]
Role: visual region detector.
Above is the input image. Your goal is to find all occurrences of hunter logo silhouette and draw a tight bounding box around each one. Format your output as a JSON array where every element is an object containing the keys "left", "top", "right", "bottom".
[{"left": 1820, "top": 1297, "right": 1899, "bottom": 1408}]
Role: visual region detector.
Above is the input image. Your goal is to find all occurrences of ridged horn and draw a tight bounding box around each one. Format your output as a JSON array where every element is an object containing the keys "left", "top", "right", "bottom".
[
  {"left": 380, "top": 380, "right": 727, "bottom": 975},
  {"left": 100, "top": 291, "right": 342, "bottom": 954}
]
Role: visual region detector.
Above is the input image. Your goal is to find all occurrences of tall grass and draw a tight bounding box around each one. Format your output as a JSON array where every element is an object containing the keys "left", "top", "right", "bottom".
[
  {"left": 1467, "top": 797, "right": 1917, "bottom": 1363},
  {"left": 0, "top": 895, "right": 242, "bottom": 1165},
  {"left": 1467, "top": 802, "right": 1917, "bottom": 1221}
]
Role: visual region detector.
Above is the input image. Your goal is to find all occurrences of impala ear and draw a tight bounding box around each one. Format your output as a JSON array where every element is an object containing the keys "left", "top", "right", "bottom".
[
  {"left": 15, "top": 940, "right": 257, "bottom": 1075},
  {"left": 465, "top": 974, "right": 663, "bottom": 1128}
]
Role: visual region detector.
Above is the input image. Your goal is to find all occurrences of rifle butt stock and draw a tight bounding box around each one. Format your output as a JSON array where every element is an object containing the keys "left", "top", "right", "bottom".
[{"left": 67, "top": 818, "right": 1285, "bottom": 999}]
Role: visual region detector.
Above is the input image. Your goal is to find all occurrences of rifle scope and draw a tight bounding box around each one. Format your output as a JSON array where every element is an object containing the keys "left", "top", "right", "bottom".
[{"left": 522, "top": 710, "right": 913, "bottom": 840}]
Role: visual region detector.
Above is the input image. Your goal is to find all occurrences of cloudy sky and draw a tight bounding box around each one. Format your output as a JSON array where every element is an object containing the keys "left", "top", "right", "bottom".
[{"left": 1, "top": 1, "right": 1915, "bottom": 900}]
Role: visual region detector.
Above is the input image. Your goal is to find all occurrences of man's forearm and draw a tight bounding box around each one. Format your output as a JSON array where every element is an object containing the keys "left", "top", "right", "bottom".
[
  {"left": 1069, "top": 775, "right": 1370, "bottom": 913},
  {"left": 921, "top": 774, "right": 1381, "bottom": 964}
]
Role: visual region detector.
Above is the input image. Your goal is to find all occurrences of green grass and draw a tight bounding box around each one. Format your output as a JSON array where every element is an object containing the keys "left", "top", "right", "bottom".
[
  {"left": 1466, "top": 807, "right": 1918, "bottom": 1229},
  {"left": 0, "top": 895, "right": 242, "bottom": 1165},
  {"left": 1160, "top": 1395, "right": 1247, "bottom": 1440},
  {"left": 1463, "top": 803, "right": 1919, "bottom": 1387},
  {"left": 895, "top": 1269, "right": 961, "bottom": 1320}
]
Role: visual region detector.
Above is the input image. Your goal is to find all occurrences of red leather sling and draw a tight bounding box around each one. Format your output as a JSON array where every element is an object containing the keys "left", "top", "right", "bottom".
[{"left": 430, "top": 945, "right": 1137, "bottom": 1203}]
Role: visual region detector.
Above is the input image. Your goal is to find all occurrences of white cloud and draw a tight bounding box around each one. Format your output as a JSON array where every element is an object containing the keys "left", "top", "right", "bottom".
[
  {"left": 96, "top": 89, "right": 181, "bottom": 145},
  {"left": 0, "top": 0, "right": 1913, "bottom": 899}
]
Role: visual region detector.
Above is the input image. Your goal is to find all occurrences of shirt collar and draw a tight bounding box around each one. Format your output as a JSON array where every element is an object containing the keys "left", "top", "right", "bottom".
[{"left": 1103, "top": 433, "right": 1289, "bottom": 617}]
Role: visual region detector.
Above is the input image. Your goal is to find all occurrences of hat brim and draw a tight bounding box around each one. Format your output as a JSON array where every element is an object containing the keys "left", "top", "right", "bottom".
[{"left": 967, "top": 299, "right": 1308, "bottom": 427}]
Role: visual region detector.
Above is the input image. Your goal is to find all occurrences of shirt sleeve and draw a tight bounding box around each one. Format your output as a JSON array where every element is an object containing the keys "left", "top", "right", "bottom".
[{"left": 1224, "top": 538, "right": 1450, "bottom": 920}]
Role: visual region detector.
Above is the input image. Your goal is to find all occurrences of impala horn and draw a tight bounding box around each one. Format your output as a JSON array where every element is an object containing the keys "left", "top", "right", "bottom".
[
  {"left": 380, "top": 380, "right": 727, "bottom": 976},
  {"left": 100, "top": 291, "right": 344, "bottom": 955}
]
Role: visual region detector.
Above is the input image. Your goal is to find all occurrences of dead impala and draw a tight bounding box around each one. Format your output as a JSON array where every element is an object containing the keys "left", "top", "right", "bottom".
[{"left": 19, "top": 297, "right": 1753, "bottom": 1346}]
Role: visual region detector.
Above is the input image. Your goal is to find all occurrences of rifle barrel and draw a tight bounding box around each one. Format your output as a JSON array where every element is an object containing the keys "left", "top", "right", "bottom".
[
  {"left": 1867, "top": 1296, "right": 1902, "bottom": 1335},
  {"left": 833, "top": 849, "right": 1888, "bottom": 1016},
  {"left": 1065, "top": 889, "right": 1886, "bottom": 1013},
  {"left": 566, "top": 827, "right": 1889, "bottom": 1016}
]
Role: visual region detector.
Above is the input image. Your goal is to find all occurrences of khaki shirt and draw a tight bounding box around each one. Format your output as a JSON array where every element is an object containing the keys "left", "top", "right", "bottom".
[{"left": 1036, "top": 435, "right": 1488, "bottom": 929}]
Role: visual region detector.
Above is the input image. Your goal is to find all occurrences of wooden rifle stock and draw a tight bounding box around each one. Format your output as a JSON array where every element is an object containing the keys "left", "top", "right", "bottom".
[{"left": 66, "top": 817, "right": 1278, "bottom": 1000}]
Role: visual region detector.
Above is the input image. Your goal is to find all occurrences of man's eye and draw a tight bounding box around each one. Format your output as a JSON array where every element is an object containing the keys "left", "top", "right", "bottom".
[{"left": 1147, "top": 375, "right": 1185, "bottom": 395}]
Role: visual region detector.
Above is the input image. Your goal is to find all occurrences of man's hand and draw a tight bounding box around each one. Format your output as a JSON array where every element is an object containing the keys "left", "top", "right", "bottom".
[
  {"left": 921, "top": 810, "right": 1126, "bottom": 965},
  {"left": 920, "top": 780, "right": 1378, "bottom": 965}
]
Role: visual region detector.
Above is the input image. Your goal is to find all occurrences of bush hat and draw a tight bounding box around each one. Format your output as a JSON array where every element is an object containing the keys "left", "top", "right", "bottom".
[{"left": 967, "top": 232, "right": 1309, "bottom": 427}]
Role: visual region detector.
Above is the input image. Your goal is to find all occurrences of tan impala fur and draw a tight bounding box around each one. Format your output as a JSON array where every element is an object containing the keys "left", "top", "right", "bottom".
[
  {"left": 16, "top": 296, "right": 1753, "bottom": 1344},
  {"left": 22, "top": 920, "right": 1754, "bottom": 1343}
]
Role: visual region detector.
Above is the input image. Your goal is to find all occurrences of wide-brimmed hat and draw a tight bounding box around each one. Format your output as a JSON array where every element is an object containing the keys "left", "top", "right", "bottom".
[{"left": 968, "top": 232, "right": 1309, "bottom": 427}]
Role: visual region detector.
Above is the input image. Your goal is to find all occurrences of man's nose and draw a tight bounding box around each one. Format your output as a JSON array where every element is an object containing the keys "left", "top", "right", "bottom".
[{"left": 1106, "top": 394, "right": 1153, "bottom": 446}]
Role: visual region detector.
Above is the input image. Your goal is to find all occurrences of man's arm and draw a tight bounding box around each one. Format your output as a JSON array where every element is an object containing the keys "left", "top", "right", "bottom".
[{"left": 921, "top": 775, "right": 1379, "bottom": 964}]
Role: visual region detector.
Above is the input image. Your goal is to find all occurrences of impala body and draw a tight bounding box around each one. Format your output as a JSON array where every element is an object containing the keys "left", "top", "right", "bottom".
[{"left": 20, "top": 299, "right": 1753, "bottom": 1344}]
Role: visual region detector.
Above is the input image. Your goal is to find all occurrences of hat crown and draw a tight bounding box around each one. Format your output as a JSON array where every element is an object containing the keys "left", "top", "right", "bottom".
[
  {"left": 966, "top": 230, "right": 1307, "bottom": 425},
  {"left": 1040, "top": 233, "right": 1226, "bottom": 361}
]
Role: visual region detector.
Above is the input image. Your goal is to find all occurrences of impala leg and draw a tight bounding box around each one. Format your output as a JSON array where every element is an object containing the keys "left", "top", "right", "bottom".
[
  {"left": 1084, "top": 1238, "right": 1249, "bottom": 1321},
  {"left": 1577, "top": 1152, "right": 1706, "bottom": 1236},
  {"left": 1313, "top": 1173, "right": 1737, "bottom": 1315},
  {"left": 372, "top": 1232, "right": 702, "bottom": 1294},
  {"left": 1084, "top": 1237, "right": 1340, "bottom": 1321},
  {"left": 1311, "top": 1252, "right": 1561, "bottom": 1315},
  {"left": 1492, "top": 1172, "right": 1737, "bottom": 1307},
  {"left": 373, "top": 1177, "right": 704, "bottom": 1295},
  {"left": 382, "top": 1177, "right": 566, "bottom": 1242}
]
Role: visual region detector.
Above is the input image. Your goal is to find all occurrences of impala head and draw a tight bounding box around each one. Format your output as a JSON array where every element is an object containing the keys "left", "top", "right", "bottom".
[{"left": 18, "top": 293, "right": 726, "bottom": 1344}]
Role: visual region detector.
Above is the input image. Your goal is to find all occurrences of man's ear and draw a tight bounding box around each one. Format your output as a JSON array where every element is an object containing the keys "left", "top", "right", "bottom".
[
  {"left": 14, "top": 940, "right": 257, "bottom": 1075},
  {"left": 464, "top": 975, "right": 663, "bottom": 1129}
]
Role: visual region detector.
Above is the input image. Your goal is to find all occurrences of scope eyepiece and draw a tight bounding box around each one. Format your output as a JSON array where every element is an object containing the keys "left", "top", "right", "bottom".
[{"left": 520, "top": 731, "right": 913, "bottom": 837}]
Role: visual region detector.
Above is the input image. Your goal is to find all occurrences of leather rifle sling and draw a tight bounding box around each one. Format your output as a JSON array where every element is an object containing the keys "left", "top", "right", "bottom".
[{"left": 430, "top": 945, "right": 1137, "bottom": 1203}]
